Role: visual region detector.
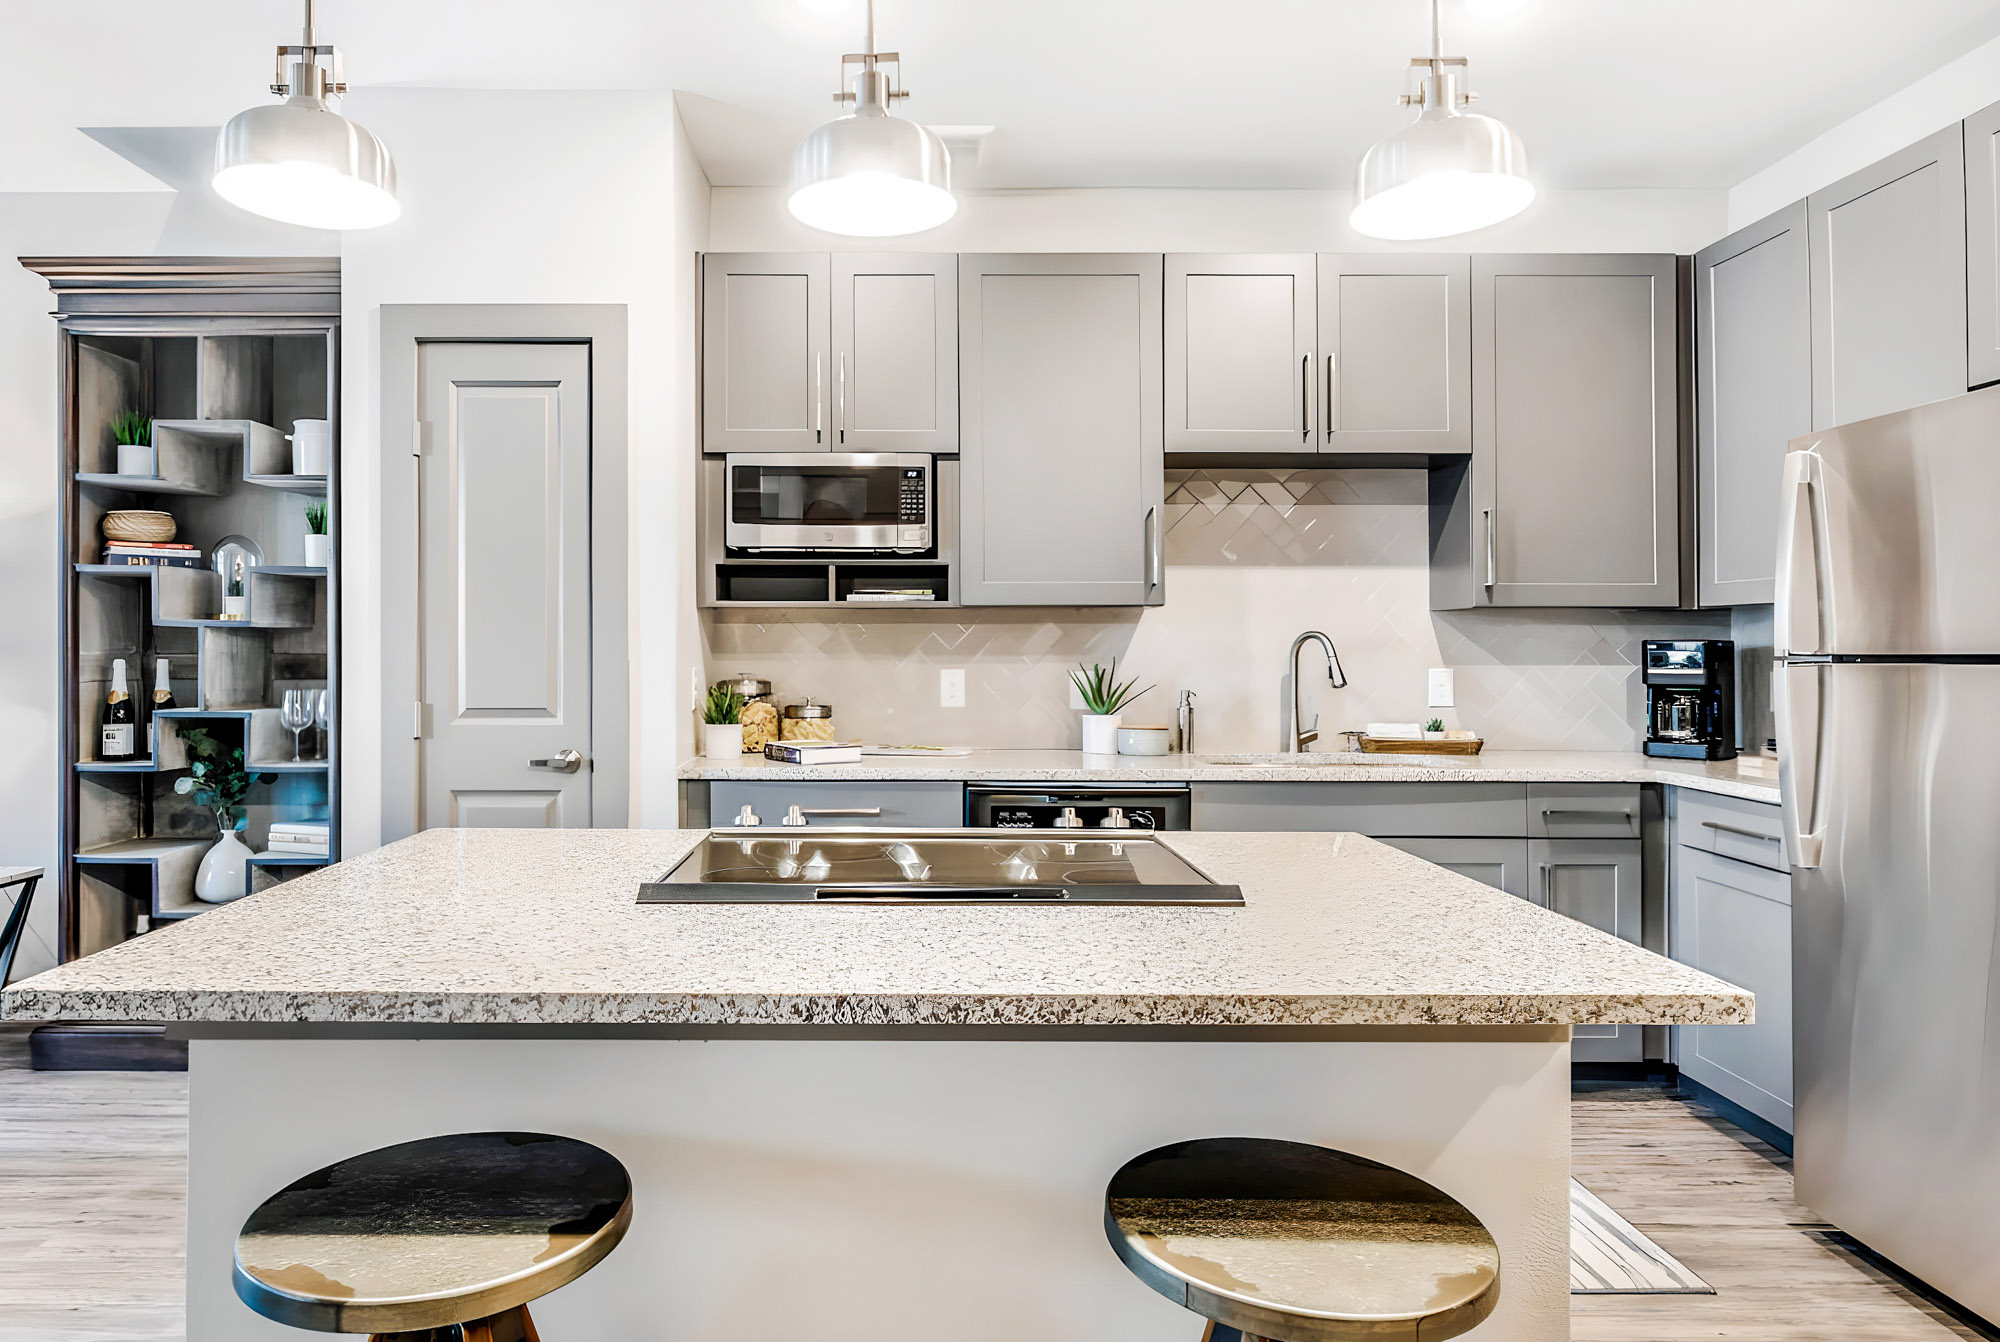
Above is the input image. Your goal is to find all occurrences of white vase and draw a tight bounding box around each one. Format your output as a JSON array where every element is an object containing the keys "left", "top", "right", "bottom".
[
  {"left": 704, "top": 723, "right": 745, "bottom": 760},
  {"left": 303, "top": 533, "right": 331, "bottom": 568},
  {"left": 1080, "top": 712, "right": 1122, "bottom": 754},
  {"left": 194, "top": 828, "right": 254, "bottom": 904}
]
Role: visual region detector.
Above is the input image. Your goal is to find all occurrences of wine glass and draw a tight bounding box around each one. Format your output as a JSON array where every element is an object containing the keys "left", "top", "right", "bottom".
[
  {"left": 279, "top": 690, "right": 313, "bottom": 762},
  {"left": 314, "top": 690, "right": 330, "bottom": 759}
]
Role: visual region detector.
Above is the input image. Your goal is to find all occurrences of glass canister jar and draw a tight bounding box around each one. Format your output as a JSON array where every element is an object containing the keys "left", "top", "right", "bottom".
[
  {"left": 781, "top": 697, "right": 836, "bottom": 742},
  {"left": 717, "top": 674, "right": 778, "bottom": 753}
]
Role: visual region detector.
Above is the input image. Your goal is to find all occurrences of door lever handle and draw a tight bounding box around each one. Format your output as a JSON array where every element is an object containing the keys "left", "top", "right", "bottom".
[{"left": 529, "top": 748, "right": 584, "bottom": 773}]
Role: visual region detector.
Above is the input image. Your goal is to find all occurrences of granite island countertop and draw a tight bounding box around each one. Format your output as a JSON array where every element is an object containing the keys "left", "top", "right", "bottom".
[
  {"left": 1, "top": 828, "right": 1750, "bottom": 1030},
  {"left": 678, "top": 748, "right": 1784, "bottom": 803}
]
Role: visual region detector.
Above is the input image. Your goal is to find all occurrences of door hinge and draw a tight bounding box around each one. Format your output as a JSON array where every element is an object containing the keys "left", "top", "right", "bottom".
[
  {"left": 412, "top": 420, "right": 426, "bottom": 457},
  {"left": 412, "top": 700, "right": 429, "bottom": 739}
]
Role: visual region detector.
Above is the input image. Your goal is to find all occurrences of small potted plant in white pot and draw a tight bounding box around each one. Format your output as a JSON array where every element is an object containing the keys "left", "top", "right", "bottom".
[
  {"left": 302, "top": 501, "right": 330, "bottom": 568},
  {"left": 113, "top": 412, "right": 154, "bottom": 477},
  {"left": 1423, "top": 717, "right": 1448, "bottom": 741},
  {"left": 703, "top": 684, "right": 745, "bottom": 760},
  {"left": 1069, "top": 659, "right": 1153, "bottom": 755}
]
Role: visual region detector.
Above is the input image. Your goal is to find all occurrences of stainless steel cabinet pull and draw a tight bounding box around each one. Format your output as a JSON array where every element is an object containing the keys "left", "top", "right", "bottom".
[
  {"left": 1144, "top": 506, "right": 1161, "bottom": 595},
  {"left": 781, "top": 805, "right": 883, "bottom": 827},
  {"left": 814, "top": 352, "right": 823, "bottom": 444},
  {"left": 838, "top": 352, "right": 847, "bottom": 443},
  {"left": 1540, "top": 808, "right": 1634, "bottom": 822},
  {"left": 1701, "top": 820, "right": 1781, "bottom": 843},
  {"left": 1326, "top": 351, "right": 1338, "bottom": 441},
  {"left": 529, "top": 748, "right": 584, "bottom": 773},
  {"left": 1301, "top": 351, "right": 1312, "bottom": 440},
  {"left": 1483, "top": 508, "right": 1496, "bottom": 588}
]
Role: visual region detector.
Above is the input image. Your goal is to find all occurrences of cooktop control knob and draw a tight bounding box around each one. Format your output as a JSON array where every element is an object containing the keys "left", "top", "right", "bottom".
[
  {"left": 1099, "top": 807, "right": 1132, "bottom": 829},
  {"left": 1052, "top": 806, "right": 1084, "bottom": 829}
]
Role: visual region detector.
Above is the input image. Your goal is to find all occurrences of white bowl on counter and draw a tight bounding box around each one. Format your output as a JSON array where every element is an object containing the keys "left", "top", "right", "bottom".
[{"left": 1116, "top": 725, "right": 1171, "bottom": 756}]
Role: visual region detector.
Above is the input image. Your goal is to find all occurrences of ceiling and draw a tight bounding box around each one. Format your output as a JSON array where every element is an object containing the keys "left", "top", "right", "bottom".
[{"left": 8, "top": 0, "right": 2000, "bottom": 195}]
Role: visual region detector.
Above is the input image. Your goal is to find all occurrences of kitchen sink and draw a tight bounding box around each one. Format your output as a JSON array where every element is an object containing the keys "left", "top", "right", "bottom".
[{"left": 1195, "top": 752, "right": 1451, "bottom": 768}]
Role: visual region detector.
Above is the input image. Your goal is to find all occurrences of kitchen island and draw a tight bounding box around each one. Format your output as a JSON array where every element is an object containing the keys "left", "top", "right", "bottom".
[{"left": 2, "top": 828, "right": 1748, "bottom": 1342}]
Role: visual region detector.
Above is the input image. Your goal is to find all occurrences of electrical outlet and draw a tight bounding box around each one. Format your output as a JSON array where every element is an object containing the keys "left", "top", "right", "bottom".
[
  {"left": 1427, "top": 668, "right": 1455, "bottom": 708},
  {"left": 939, "top": 668, "right": 965, "bottom": 708}
]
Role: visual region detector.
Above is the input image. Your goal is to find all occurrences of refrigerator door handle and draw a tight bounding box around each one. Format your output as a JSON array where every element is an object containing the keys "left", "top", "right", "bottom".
[
  {"left": 1774, "top": 448, "right": 1827, "bottom": 655},
  {"left": 1777, "top": 660, "right": 1826, "bottom": 868}
]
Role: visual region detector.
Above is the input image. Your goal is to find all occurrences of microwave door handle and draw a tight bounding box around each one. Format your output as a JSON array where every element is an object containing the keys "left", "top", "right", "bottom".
[
  {"left": 1774, "top": 448, "right": 1825, "bottom": 654},
  {"left": 1777, "top": 660, "right": 1826, "bottom": 868}
]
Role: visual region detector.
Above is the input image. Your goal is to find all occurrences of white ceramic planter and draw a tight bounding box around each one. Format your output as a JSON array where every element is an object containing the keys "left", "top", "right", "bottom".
[
  {"left": 704, "top": 723, "right": 745, "bottom": 760},
  {"left": 303, "top": 533, "right": 331, "bottom": 568},
  {"left": 1423, "top": 730, "right": 1448, "bottom": 741},
  {"left": 116, "top": 442, "right": 155, "bottom": 476},
  {"left": 223, "top": 593, "right": 249, "bottom": 620},
  {"left": 1079, "top": 713, "right": 1121, "bottom": 754},
  {"left": 195, "top": 828, "right": 254, "bottom": 904}
]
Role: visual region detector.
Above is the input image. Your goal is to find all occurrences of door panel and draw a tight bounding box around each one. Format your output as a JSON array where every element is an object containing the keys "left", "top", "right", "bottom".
[
  {"left": 1674, "top": 845, "right": 1792, "bottom": 1131},
  {"left": 702, "top": 253, "right": 830, "bottom": 452},
  {"left": 1808, "top": 126, "right": 1967, "bottom": 429},
  {"left": 1319, "top": 254, "right": 1470, "bottom": 455},
  {"left": 833, "top": 254, "right": 957, "bottom": 452},
  {"left": 1532, "top": 836, "right": 1644, "bottom": 1059},
  {"left": 1967, "top": 100, "right": 2000, "bottom": 388},
  {"left": 1375, "top": 836, "right": 1528, "bottom": 898},
  {"left": 1165, "top": 255, "right": 1315, "bottom": 453},
  {"left": 419, "top": 342, "right": 592, "bottom": 829}
]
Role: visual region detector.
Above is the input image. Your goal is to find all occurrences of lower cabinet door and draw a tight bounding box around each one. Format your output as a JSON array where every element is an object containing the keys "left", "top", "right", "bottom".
[
  {"left": 1373, "top": 836, "right": 1529, "bottom": 899},
  {"left": 1531, "top": 837, "right": 1644, "bottom": 1061},
  {"left": 1672, "top": 846, "right": 1793, "bottom": 1133}
]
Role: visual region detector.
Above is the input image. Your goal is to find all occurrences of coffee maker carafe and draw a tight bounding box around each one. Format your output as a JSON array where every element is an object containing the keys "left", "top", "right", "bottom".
[{"left": 1642, "top": 639, "right": 1737, "bottom": 761}]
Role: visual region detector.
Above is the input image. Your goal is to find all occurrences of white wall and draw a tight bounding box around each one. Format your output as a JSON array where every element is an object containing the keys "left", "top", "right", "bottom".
[
  {"left": 1730, "top": 29, "right": 2000, "bottom": 230},
  {"left": 337, "top": 89, "right": 708, "bottom": 851}
]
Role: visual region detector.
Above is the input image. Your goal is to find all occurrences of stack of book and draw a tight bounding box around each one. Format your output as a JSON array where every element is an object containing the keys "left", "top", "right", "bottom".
[
  {"left": 266, "top": 821, "right": 330, "bottom": 858},
  {"left": 762, "top": 740, "right": 864, "bottom": 765},
  {"left": 102, "top": 541, "right": 202, "bottom": 569}
]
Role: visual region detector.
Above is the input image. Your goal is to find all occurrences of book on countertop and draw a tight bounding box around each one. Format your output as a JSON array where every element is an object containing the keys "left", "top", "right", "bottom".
[
  {"left": 762, "top": 740, "right": 864, "bottom": 765},
  {"left": 264, "top": 841, "right": 331, "bottom": 857},
  {"left": 268, "top": 823, "right": 329, "bottom": 842}
]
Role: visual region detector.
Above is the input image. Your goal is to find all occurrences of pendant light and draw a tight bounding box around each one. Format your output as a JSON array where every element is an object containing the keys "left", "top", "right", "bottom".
[
  {"left": 1350, "top": 0, "right": 1532, "bottom": 241},
  {"left": 788, "top": 0, "right": 955, "bottom": 237},
  {"left": 213, "top": 0, "right": 399, "bottom": 231}
]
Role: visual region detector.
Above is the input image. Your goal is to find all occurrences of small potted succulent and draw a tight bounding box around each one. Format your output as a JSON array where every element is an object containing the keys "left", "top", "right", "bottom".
[
  {"left": 113, "top": 411, "right": 154, "bottom": 477},
  {"left": 303, "top": 500, "right": 330, "bottom": 568},
  {"left": 174, "top": 727, "right": 276, "bottom": 904},
  {"left": 1069, "top": 659, "right": 1153, "bottom": 755},
  {"left": 702, "top": 684, "right": 745, "bottom": 760},
  {"left": 1423, "top": 717, "right": 1448, "bottom": 741}
]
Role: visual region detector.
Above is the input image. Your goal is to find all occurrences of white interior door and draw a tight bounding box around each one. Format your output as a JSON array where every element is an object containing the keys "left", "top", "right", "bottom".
[{"left": 418, "top": 342, "right": 592, "bottom": 828}]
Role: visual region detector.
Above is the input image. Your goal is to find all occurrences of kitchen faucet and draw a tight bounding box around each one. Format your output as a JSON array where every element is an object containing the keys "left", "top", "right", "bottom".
[{"left": 1289, "top": 631, "right": 1348, "bottom": 752}]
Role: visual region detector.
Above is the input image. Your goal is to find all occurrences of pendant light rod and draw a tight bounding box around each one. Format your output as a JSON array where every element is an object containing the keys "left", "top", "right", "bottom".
[
  {"left": 303, "top": 0, "right": 317, "bottom": 47},
  {"left": 865, "top": 0, "right": 876, "bottom": 58},
  {"left": 1429, "top": 0, "right": 1443, "bottom": 62}
]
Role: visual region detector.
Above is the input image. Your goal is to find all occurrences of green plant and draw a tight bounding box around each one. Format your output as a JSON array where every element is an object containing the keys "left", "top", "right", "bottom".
[
  {"left": 1068, "top": 659, "right": 1153, "bottom": 716},
  {"left": 304, "top": 501, "right": 328, "bottom": 535},
  {"left": 171, "top": 727, "right": 275, "bottom": 833},
  {"left": 111, "top": 411, "right": 151, "bottom": 447},
  {"left": 702, "top": 684, "right": 744, "bottom": 726},
  {"left": 1425, "top": 717, "right": 1445, "bottom": 733}
]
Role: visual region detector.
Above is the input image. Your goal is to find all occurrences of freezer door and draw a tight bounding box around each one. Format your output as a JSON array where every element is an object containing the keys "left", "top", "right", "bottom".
[
  {"left": 1775, "top": 385, "right": 2000, "bottom": 656},
  {"left": 1791, "top": 661, "right": 2000, "bottom": 1323}
]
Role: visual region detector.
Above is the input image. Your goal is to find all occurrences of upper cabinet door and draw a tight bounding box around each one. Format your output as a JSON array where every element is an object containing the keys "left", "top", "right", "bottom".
[
  {"left": 831, "top": 253, "right": 958, "bottom": 453},
  {"left": 958, "top": 254, "right": 1165, "bottom": 607},
  {"left": 1473, "top": 254, "right": 1680, "bottom": 607},
  {"left": 1807, "top": 126, "right": 1967, "bottom": 430},
  {"left": 1695, "top": 203, "right": 1812, "bottom": 607},
  {"left": 701, "top": 253, "right": 831, "bottom": 452},
  {"left": 1318, "top": 254, "right": 1471, "bottom": 456},
  {"left": 1164, "top": 255, "right": 1317, "bottom": 453},
  {"left": 1965, "top": 102, "right": 2000, "bottom": 388}
]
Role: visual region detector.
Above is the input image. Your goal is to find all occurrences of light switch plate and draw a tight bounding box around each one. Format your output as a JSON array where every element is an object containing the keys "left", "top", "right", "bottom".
[
  {"left": 940, "top": 668, "right": 965, "bottom": 708},
  {"left": 1428, "top": 668, "right": 1455, "bottom": 708},
  {"left": 1068, "top": 680, "right": 1088, "bottom": 711}
]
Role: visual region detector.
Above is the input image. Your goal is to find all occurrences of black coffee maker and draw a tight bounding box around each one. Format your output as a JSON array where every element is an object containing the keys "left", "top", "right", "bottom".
[{"left": 1642, "top": 640, "right": 1737, "bottom": 760}]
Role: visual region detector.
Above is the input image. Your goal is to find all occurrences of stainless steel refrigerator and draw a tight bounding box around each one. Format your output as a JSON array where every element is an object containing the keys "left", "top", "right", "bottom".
[{"left": 1775, "top": 385, "right": 2000, "bottom": 1325}]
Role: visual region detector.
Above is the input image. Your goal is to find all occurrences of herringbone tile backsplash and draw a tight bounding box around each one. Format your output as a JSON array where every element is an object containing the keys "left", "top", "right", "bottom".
[{"left": 704, "top": 468, "right": 1731, "bottom": 753}]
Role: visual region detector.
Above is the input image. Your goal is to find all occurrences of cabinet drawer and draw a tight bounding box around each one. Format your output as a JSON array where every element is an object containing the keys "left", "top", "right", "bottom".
[
  {"left": 1192, "top": 782, "right": 1526, "bottom": 835},
  {"left": 711, "top": 781, "right": 965, "bottom": 829},
  {"left": 1675, "top": 789, "right": 1788, "bottom": 872},
  {"left": 1527, "top": 784, "right": 1641, "bottom": 839}
]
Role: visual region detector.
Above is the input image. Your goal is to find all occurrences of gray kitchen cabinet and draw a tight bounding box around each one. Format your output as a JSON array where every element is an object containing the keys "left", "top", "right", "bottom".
[
  {"left": 1432, "top": 254, "right": 1680, "bottom": 609},
  {"left": 1165, "top": 254, "right": 1317, "bottom": 453},
  {"left": 1695, "top": 203, "right": 1812, "bottom": 607},
  {"left": 1528, "top": 784, "right": 1641, "bottom": 840},
  {"left": 1532, "top": 836, "right": 1645, "bottom": 1061},
  {"left": 1808, "top": 125, "right": 1967, "bottom": 429},
  {"left": 702, "top": 252, "right": 831, "bottom": 453},
  {"left": 831, "top": 253, "right": 958, "bottom": 453},
  {"left": 958, "top": 254, "right": 1165, "bottom": 606},
  {"left": 1190, "top": 782, "right": 1528, "bottom": 835},
  {"left": 709, "top": 780, "right": 965, "bottom": 829},
  {"left": 1966, "top": 101, "right": 2000, "bottom": 388},
  {"left": 1374, "top": 836, "right": 1528, "bottom": 898},
  {"left": 1319, "top": 253, "right": 1471, "bottom": 456},
  {"left": 1673, "top": 844, "right": 1792, "bottom": 1133}
]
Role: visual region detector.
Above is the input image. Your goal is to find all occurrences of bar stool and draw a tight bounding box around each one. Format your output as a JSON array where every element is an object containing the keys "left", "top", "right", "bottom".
[
  {"left": 233, "top": 1131, "right": 632, "bottom": 1342},
  {"left": 1104, "top": 1137, "right": 1499, "bottom": 1342}
]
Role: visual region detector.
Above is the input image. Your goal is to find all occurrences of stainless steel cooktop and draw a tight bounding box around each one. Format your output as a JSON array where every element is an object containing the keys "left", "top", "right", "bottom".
[{"left": 640, "top": 830, "right": 1243, "bottom": 904}]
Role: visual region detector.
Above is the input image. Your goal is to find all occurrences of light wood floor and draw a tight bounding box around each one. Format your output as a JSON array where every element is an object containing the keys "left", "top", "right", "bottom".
[{"left": 0, "top": 1028, "right": 1987, "bottom": 1342}]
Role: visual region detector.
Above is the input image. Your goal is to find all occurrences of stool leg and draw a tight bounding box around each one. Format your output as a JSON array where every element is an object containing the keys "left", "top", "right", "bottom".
[
  {"left": 369, "top": 1305, "right": 539, "bottom": 1342},
  {"left": 1199, "top": 1325, "right": 1268, "bottom": 1342}
]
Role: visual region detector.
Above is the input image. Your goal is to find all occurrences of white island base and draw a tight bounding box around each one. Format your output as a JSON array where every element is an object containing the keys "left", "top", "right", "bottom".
[{"left": 187, "top": 1029, "right": 1571, "bottom": 1342}]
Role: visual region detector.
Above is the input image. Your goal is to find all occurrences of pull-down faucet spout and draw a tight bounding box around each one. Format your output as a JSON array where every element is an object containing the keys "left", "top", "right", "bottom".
[{"left": 1289, "top": 631, "right": 1348, "bottom": 752}]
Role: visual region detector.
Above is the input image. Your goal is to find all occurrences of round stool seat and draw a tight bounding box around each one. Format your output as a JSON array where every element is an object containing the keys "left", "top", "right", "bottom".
[
  {"left": 1104, "top": 1137, "right": 1499, "bottom": 1342},
  {"left": 233, "top": 1131, "right": 632, "bottom": 1335}
]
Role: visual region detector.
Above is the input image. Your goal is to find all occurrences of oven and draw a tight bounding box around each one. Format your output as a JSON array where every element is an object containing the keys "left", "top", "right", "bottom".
[{"left": 723, "top": 452, "right": 934, "bottom": 554}]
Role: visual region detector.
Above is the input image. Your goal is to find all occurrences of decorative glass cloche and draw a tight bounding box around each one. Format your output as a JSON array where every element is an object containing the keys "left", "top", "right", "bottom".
[{"left": 211, "top": 534, "right": 264, "bottom": 621}]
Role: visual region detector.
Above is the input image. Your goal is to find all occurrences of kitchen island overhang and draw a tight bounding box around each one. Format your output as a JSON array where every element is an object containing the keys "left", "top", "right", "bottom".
[{"left": 3, "top": 828, "right": 1749, "bottom": 1342}]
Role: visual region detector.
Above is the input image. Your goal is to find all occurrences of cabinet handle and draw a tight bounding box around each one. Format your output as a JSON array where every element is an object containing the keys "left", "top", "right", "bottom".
[
  {"left": 1540, "top": 808, "right": 1633, "bottom": 822},
  {"left": 814, "top": 352, "right": 823, "bottom": 444},
  {"left": 782, "top": 805, "right": 883, "bottom": 827},
  {"left": 1326, "top": 351, "right": 1338, "bottom": 442},
  {"left": 1484, "top": 508, "right": 1496, "bottom": 587},
  {"left": 1301, "top": 351, "right": 1312, "bottom": 441},
  {"left": 838, "top": 352, "right": 847, "bottom": 443},
  {"left": 1538, "top": 862, "right": 1551, "bottom": 908},
  {"left": 1144, "top": 506, "right": 1161, "bottom": 595},
  {"left": 1701, "top": 819, "right": 1781, "bottom": 843}
]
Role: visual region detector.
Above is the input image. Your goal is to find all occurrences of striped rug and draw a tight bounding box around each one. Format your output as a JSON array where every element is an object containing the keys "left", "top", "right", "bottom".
[{"left": 1570, "top": 1179, "right": 1715, "bottom": 1294}]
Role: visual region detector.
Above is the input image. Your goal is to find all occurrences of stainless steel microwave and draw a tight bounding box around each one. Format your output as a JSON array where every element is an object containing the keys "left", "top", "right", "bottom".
[{"left": 723, "top": 453, "right": 934, "bottom": 553}]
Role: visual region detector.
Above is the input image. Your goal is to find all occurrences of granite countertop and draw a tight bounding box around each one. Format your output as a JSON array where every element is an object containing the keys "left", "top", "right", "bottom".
[
  {"left": 678, "top": 748, "right": 1784, "bottom": 803},
  {"left": 0, "top": 828, "right": 1750, "bottom": 1029}
]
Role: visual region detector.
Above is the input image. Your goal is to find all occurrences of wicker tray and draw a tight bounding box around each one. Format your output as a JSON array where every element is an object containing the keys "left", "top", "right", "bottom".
[{"left": 1358, "top": 736, "right": 1484, "bottom": 755}]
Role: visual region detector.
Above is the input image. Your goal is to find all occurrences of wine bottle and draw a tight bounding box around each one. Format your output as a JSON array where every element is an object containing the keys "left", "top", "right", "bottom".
[
  {"left": 101, "top": 658, "right": 136, "bottom": 761},
  {"left": 152, "top": 656, "right": 176, "bottom": 712}
]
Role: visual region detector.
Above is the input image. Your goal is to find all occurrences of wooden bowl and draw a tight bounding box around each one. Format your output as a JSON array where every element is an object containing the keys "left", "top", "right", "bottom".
[{"left": 102, "top": 509, "right": 176, "bottom": 543}]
